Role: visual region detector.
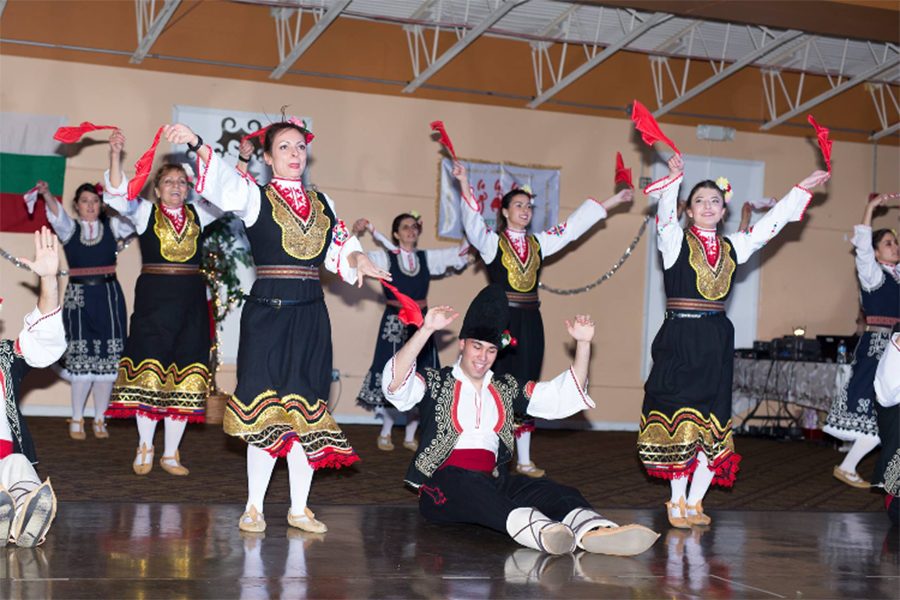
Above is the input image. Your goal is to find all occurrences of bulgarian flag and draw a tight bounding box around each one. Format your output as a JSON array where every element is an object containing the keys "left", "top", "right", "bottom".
[{"left": 0, "top": 112, "right": 67, "bottom": 232}]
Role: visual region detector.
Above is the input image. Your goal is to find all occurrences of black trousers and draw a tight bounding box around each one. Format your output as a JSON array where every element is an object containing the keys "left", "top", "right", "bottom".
[{"left": 418, "top": 466, "right": 592, "bottom": 533}]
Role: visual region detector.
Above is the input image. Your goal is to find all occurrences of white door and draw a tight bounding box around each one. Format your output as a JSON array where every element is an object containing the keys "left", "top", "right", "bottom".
[{"left": 640, "top": 155, "right": 766, "bottom": 380}]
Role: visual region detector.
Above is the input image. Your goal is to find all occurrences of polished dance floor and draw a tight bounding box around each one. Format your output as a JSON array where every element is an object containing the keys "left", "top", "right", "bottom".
[{"left": 2, "top": 503, "right": 897, "bottom": 599}]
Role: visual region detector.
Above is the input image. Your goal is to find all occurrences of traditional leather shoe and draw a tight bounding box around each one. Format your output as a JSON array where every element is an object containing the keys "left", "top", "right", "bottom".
[
  {"left": 686, "top": 500, "right": 712, "bottom": 526},
  {"left": 12, "top": 479, "right": 57, "bottom": 548},
  {"left": 133, "top": 444, "right": 154, "bottom": 475},
  {"left": 377, "top": 435, "right": 394, "bottom": 451},
  {"left": 287, "top": 507, "right": 328, "bottom": 533},
  {"left": 0, "top": 488, "right": 14, "bottom": 547},
  {"left": 403, "top": 440, "right": 418, "bottom": 451},
  {"left": 67, "top": 418, "right": 86, "bottom": 441},
  {"left": 833, "top": 465, "right": 870, "bottom": 489},
  {"left": 239, "top": 505, "right": 266, "bottom": 533},
  {"left": 160, "top": 451, "right": 190, "bottom": 476},
  {"left": 580, "top": 524, "right": 659, "bottom": 556},
  {"left": 92, "top": 419, "right": 109, "bottom": 439},
  {"left": 665, "top": 498, "right": 690, "bottom": 529},
  {"left": 516, "top": 462, "right": 545, "bottom": 478}
]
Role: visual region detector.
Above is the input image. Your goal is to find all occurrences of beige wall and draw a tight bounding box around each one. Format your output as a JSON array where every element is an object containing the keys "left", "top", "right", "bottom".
[{"left": 1, "top": 55, "right": 897, "bottom": 427}]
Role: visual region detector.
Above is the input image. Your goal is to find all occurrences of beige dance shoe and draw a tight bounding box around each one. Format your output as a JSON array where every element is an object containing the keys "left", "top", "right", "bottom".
[
  {"left": 287, "top": 507, "right": 328, "bottom": 534},
  {"left": 160, "top": 451, "right": 190, "bottom": 476},
  {"left": 133, "top": 443, "right": 154, "bottom": 475},
  {"left": 685, "top": 500, "right": 712, "bottom": 526},
  {"left": 0, "top": 488, "right": 14, "bottom": 547},
  {"left": 833, "top": 465, "right": 870, "bottom": 489},
  {"left": 377, "top": 435, "right": 394, "bottom": 451},
  {"left": 516, "top": 462, "right": 545, "bottom": 478},
  {"left": 92, "top": 419, "right": 109, "bottom": 439},
  {"left": 67, "top": 418, "right": 86, "bottom": 441},
  {"left": 580, "top": 524, "right": 660, "bottom": 556},
  {"left": 665, "top": 497, "right": 691, "bottom": 529},
  {"left": 239, "top": 505, "right": 266, "bottom": 533},
  {"left": 403, "top": 440, "right": 418, "bottom": 451},
  {"left": 11, "top": 479, "right": 57, "bottom": 548}
]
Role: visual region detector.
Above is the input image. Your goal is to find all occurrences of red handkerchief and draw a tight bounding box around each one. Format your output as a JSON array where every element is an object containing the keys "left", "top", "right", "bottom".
[
  {"left": 53, "top": 122, "right": 117, "bottom": 144},
  {"left": 381, "top": 280, "right": 424, "bottom": 327},
  {"left": 127, "top": 126, "right": 164, "bottom": 200},
  {"left": 631, "top": 100, "right": 681, "bottom": 155},
  {"left": 430, "top": 120, "right": 457, "bottom": 160},
  {"left": 807, "top": 114, "right": 832, "bottom": 172},
  {"left": 615, "top": 152, "right": 634, "bottom": 188}
]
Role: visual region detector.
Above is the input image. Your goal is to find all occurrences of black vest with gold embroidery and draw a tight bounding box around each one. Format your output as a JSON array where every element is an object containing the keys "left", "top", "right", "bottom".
[
  {"left": 486, "top": 233, "right": 543, "bottom": 294},
  {"left": 664, "top": 229, "right": 737, "bottom": 302},
  {"left": 138, "top": 204, "right": 202, "bottom": 265},
  {"left": 404, "top": 366, "right": 531, "bottom": 488},
  {"left": 245, "top": 184, "right": 334, "bottom": 268}
]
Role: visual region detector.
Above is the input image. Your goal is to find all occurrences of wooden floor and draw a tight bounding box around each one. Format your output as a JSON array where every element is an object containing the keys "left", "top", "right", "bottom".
[{"left": 2, "top": 503, "right": 898, "bottom": 599}]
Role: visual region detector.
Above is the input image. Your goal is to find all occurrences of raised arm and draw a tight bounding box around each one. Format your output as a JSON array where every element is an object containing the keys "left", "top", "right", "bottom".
[
  {"left": 16, "top": 227, "right": 66, "bottom": 367},
  {"left": 424, "top": 242, "right": 470, "bottom": 276},
  {"left": 727, "top": 170, "right": 830, "bottom": 264},
  {"left": 852, "top": 193, "right": 899, "bottom": 291},
  {"left": 382, "top": 306, "right": 459, "bottom": 410},
  {"left": 236, "top": 138, "right": 253, "bottom": 176},
  {"left": 351, "top": 219, "right": 391, "bottom": 271},
  {"left": 452, "top": 162, "right": 500, "bottom": 262},
  {"left": 649, "top": 154, "right": 685, "bottom": 270},
  {"left": 163, "top": 123, "right": 261, "bottom": 225},
  {"left": 319, "top": 195, "right": 391, "bottom": 287},
  {"left": 523, "top": 315, "right": 596, "bottom": 420},
  {"left": 37, "top": 180, "right": 75, "bottom": 243},
  {"left": 536, "top": 189, "right": 633, "bottom": 259}
]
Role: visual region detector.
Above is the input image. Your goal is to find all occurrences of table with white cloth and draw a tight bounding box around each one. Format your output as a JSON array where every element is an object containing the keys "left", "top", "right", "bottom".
[{"left": 733, "top": 358, "right": 851, "bottom": 428}]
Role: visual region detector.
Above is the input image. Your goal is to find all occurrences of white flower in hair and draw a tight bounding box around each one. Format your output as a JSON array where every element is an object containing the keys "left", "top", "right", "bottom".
[{"left": 714, "top": 177, "right": 733, "bottom": 203}]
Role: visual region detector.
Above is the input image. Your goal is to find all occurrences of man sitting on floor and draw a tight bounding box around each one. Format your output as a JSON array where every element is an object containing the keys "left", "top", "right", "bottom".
[
  {"left": 382, "top": 284, "right": 658, "bottom": 556},
  {"left": 1, "top": 227, "right": 66, "bottom": 548}
]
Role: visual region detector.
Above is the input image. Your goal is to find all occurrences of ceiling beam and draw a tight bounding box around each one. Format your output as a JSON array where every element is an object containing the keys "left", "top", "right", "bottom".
[
  {"left": 870, "top": 121, "right": 899, "bottom": 141},
  {"left": 761, "top": 58, "right": 900, "bottom": 130},
  {"left": 270, "top": 0, "right": 352, "bottom": 80},
  {"left": 653, "top": 29, "right": 805, "bottom": 118},
  {"left": 0, "top": 1, "right": 7, "bottom": 20},
  {"left": 131, "top": 0, "right": 182, "bottom": 64},
  {"left": 528, "top": 11, "right": 672, "bottom": 109},
  {"left": 402, "top": 0, "right": 527, "bottom": 94}
]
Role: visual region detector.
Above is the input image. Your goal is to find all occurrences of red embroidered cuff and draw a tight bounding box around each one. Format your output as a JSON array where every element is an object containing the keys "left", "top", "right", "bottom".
[
  {"left": 643, "top": 172, "right": 683, "bottom": 195},
  {"left": 568, "top": 366, "right": 592, "bottom": 408},
  {"left": 195, "top": 145, "right": 212, "bottom": 194},
  {"left": 25, "top": 306, "right": 61, "bottom": 332}
]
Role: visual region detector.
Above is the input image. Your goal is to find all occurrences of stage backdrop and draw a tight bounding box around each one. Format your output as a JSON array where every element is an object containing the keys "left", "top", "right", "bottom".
[{"left": 436, "top": 157, "right": 560, "bottom": 240}]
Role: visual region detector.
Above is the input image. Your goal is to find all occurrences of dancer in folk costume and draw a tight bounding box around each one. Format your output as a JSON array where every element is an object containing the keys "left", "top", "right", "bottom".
[
  {"left": 451, "top": 163, "right": 632, "bottom": 477},
  {"left": 1, "top": 228, "right": 66, "bottom": 547},
  {"left": 824, "top": 193, "right": 899, "bottom": 488},
  {"left": 873, "top": 330, "right": 900, "bottom": 524},
  {"left": 639, "top": 152, "right": 830, "bottom": 528},
  {"left": 353, "top": 212, "right": 469, "bottom": 451},
  {"left": 103, "top": 130, "right": 221, "bottom": 476},
  {"left": 382, "top": 284, "right": 658, "bottom": 555},
  {"left": 32, "top": 180, "right": 132, "bottom": 440},
  {"left": 163, "top": 119, "right": 389, "bottom": 533}
]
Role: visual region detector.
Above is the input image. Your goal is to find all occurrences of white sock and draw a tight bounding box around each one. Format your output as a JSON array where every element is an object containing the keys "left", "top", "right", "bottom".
[
  {"left": 91, "top": 382, "right": 114, "bottom": 421},
  {"left": 286, "top": 445, "right": 314, "bottom": 518},
  {"left": 686, "top": 452, "right": 715, "bottom": 512},
  {"left": 135, "top": 414, "right": 158, "bottom": 460},
  {"left": 516, "top": 430, "right": 532, "bottom": 465},
  {"left": 839, "top": 435, "right": 880, "bottom": 473},
  {"left": 70, "top": 381, "right": 92, "bottom": 422},
  {"left": 246, "top": 444, "right": 277, "bottom": 513},
  {"left": 404, "top": 417, "right": 418, "bottom": 444},
  {"left": 377, "top": 407, "right": 394, "bottom": 438},
  {"left": 163, "top": 417, "right": 187, "bottom": 459},
  {"left": 669, "top": 476, "right": 688, "bottom": 517}
]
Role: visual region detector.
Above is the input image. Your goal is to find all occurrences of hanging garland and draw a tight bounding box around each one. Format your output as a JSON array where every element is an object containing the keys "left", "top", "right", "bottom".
[
  {"left": 538, "top": 216, "right": 650, "bottom": 295},
  {"left": 0, "top": 235, "right": 137, "bottom": 277}
]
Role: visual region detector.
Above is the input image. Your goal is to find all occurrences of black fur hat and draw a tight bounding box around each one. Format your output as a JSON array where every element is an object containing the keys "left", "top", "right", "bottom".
[{"left": 459, "top": 284, "right": 509, "bottom": 347}]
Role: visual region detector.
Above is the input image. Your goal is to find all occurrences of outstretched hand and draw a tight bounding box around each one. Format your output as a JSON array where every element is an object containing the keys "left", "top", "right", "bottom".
[
  {"left": 352, "top": 218, "right": 370, "bottom": 236},
  {"left": 163, "top": 123, "right": 199, "bottom": 147},
  {"left": 19, "top": 226, "right": 59, "bottom": 278},
  {"left": 354, "top": 253, "right": 391, "bottom": 288},
  {"left": 565, "top": 314, "right": 595, "bottom": 342},
  {"left": 109, "top": 129, "right": 125, "bottom": 155},
  {"left": 423, "top": 305, "right": 459, "bottom": 332},
  {"left": 602, "top": 188, "right": 634, "bottom": 211},
  {"left": 451, "top": 161, "right": 468, "bottom": 184},
  {"left": 798, "top": 170, "right": 830, "bottom": 190},
  {"left": 239, "top": 139, "right": 254, "bottom": 160},
  {"left": 869, "top": 192, "right": 900, "bottom": 208}
]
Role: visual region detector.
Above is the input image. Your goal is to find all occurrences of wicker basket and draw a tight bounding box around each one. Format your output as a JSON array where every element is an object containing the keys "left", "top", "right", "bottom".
[{"left": 205, "top": 394, "right": 229, "bottom": 425}]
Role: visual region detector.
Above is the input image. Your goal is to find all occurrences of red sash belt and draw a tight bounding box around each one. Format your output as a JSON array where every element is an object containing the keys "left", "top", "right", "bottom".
[{"left": 441, "top": 449, "right": 495, "bottom": 473}]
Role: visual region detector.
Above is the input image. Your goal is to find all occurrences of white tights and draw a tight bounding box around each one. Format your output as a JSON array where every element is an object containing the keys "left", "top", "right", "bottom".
[
  {"left": 839, "top": 435, "right": 880, "bottom": 474},
  {"left": 376, "top": 407, "right": 418, "bottom": 443},
  {"left": 70, "top": 380, "right": 114, "bottom": 421},
  {"left": 669, "top": 451, "right": 716, "bottom": 516},
  {"left": 134, "top": 414, "right": 188, "bottom": 464},
  {"left": 245, "top": 443, "right": 314, "bottom": 517}
]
